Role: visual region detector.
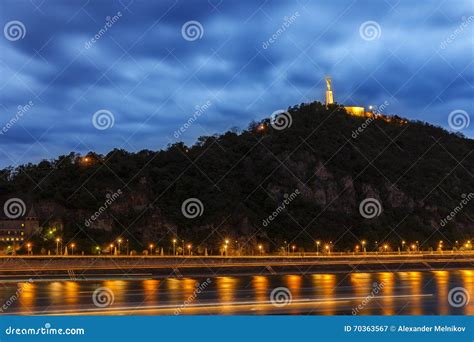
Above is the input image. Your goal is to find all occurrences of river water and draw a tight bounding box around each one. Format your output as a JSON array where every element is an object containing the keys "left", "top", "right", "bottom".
[{"left": 0, "top": 270, "right": 472, "bottom": 315}]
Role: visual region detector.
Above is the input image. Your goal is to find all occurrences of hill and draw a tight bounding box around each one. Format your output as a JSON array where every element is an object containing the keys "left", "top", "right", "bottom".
[{"left": 1, "top": 101, "right": 473, "bottom": 254}]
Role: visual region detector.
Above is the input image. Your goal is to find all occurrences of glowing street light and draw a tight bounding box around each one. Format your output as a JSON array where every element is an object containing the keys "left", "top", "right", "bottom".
[
  {"left": 316, "top": 240, "right": 320, "bottom": 255},
  {"left": 26, "top": 243, "right": 32, "bottom": 255},
  {"left": 109, "top": 244, "right": 114, "bottom": 255},
  {"left": 361, "top": 240, "right": 366, "bottom": 253},
  {"left": 117, "top": 238, "right": 122, "bottom": 255},
  {"left": 187, "top": 244, "right": 192, "bottom": 255},
  {"left": 172, "top": 239, "right": 177, "bottom": 255},
  {"left": 149, "top": 244, "right": 154, "bottom": 255},
  {"left": 70, "top": 243, "right": 75, "bottom": 255},
  {"left": 55, "top": 238, "right": 61, "bottom": 256},
  {"left": 383, "top": 244, "right": 388, "bottom": 252},
  {"left": 292, "top": 245, "right": 296, "bottom": 253},
  {"left": 258, "top": 244, "right": 263, "bottom": 255}
]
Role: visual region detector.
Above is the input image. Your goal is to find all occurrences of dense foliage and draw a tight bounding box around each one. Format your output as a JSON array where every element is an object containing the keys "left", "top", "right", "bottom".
[{"left": 1, "top": 102, "right": 473, "bottom": 253}]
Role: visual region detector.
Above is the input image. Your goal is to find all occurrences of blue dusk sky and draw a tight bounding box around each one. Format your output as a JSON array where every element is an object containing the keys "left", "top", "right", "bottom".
[{"left": 0, "top": 0, "right": 473, "bottom": 167}]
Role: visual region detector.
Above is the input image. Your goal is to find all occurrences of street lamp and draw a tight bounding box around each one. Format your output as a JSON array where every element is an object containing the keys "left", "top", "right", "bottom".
[
  {"left": 26, "top": 243, "right": 31, "bottom": 255},
  {"left": 187, "top": 244, "right": 192, "bottom": 255},
  {"left": 149, "top": 244, "right": 154, "bottom": 255},
  {"left": 70, "top": 243, "right": 75, "bottom": 255},
  {"left": 55, "top": 238, "right": 61, "bottom": 256},
  {"left": 316, "top": 240, "right": 320, "bottom": 255},
  {"left": 109, "top": 244, "right": 114, "bottom": 255},
  {"left": 172, "top": 239, "right": 177, "bottom": 256},
  {"left": 117, "top": 238, "right": 122, "bottom": 255},
  {"left": 361, "top": 240, "right": 366, "bottom": 253},
  {"left": 96, "top": 246, "right": 101, "bottom": 255},
  {"left": 325, "top": 244, "right": 330, "bottom": 254},
  {"left": 292, "top": 245, "right": 296, "bottom": 253},
  {"left": 383, "top": 244, "right": 388, "bottom": 253},
  {"left": 258, "top": 244, "right": 263, "bottom": 255}
]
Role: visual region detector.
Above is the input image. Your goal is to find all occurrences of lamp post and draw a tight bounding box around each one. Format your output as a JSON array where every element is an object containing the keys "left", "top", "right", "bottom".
[
  {"left": 187, "top": 244, "right": 192, "bottom": 256},
  {"left": 149, "top": 244, "right": 154, "bottom": 255},
  {"left": 56, "top": 238, "right": 61, "bottom": 256},
  {"left": 361, "top": 240, "right": 366, "bottom": 254},
  {"left": 117, "top": 238, "right": 122, "bottom": 255},
  {"left": 172, "top": 239, "right": 177, "bottom": 256},
  {"left": 26, "top": 243, "right": 31, "bottom": 255},
  {"left": 316, "top": 240, "right": 320, "bottom": 255},
  {"left": 258, "top": 244, "right": 263, "bottom": 255},
  {"left": 70, "top": 243, "right": 75, "bottom": 255},
  {"left": 292, "top": 245, "right": 296, "bottom": 254},
  {"left": 109, "top": 244, "right": 114, "bottom": 255},
  {"left": 325, "top": 244, "right": 330, "bottom": 255}
]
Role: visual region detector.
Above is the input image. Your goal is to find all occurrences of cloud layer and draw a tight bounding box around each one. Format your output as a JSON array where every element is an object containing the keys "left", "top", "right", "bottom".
[{"left": 0, "top": 0, "right": 472, "bottom": 167}]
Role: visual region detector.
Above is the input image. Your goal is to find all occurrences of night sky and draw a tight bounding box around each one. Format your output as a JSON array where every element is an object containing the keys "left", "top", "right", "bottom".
[{"left": 0, "top": 0, "right": 472, "bottom": 167}]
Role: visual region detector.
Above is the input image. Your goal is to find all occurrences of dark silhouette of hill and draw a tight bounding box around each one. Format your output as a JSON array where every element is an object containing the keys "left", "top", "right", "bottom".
[{"left": 1, "top": 101, "right": 473, "bottom": 254}]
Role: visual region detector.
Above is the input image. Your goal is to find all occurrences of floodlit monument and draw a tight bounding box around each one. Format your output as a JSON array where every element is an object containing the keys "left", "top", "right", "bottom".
[{"left": 325, "top": 77, "right": 334, "bottom": 106}]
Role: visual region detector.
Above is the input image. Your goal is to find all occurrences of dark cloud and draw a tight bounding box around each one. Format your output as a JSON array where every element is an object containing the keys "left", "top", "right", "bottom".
[{"left": 0, "top": 0, "right": 472, "bottom": 167}]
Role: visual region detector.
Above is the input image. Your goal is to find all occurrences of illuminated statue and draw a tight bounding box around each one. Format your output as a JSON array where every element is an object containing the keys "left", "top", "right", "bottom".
[{"left": 325, "top": 76, "right": 334, "bottom": 106}]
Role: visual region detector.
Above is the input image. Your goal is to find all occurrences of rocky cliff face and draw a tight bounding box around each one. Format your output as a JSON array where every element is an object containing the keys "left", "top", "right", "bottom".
[{"left": 1, "top": 101, "right": 473, "bottom": 250}]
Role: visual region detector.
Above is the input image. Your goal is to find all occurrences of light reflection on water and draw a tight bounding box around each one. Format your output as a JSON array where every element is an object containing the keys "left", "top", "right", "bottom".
[{"left": 0, "top": 270, "right": 472, "bottom": 315}]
